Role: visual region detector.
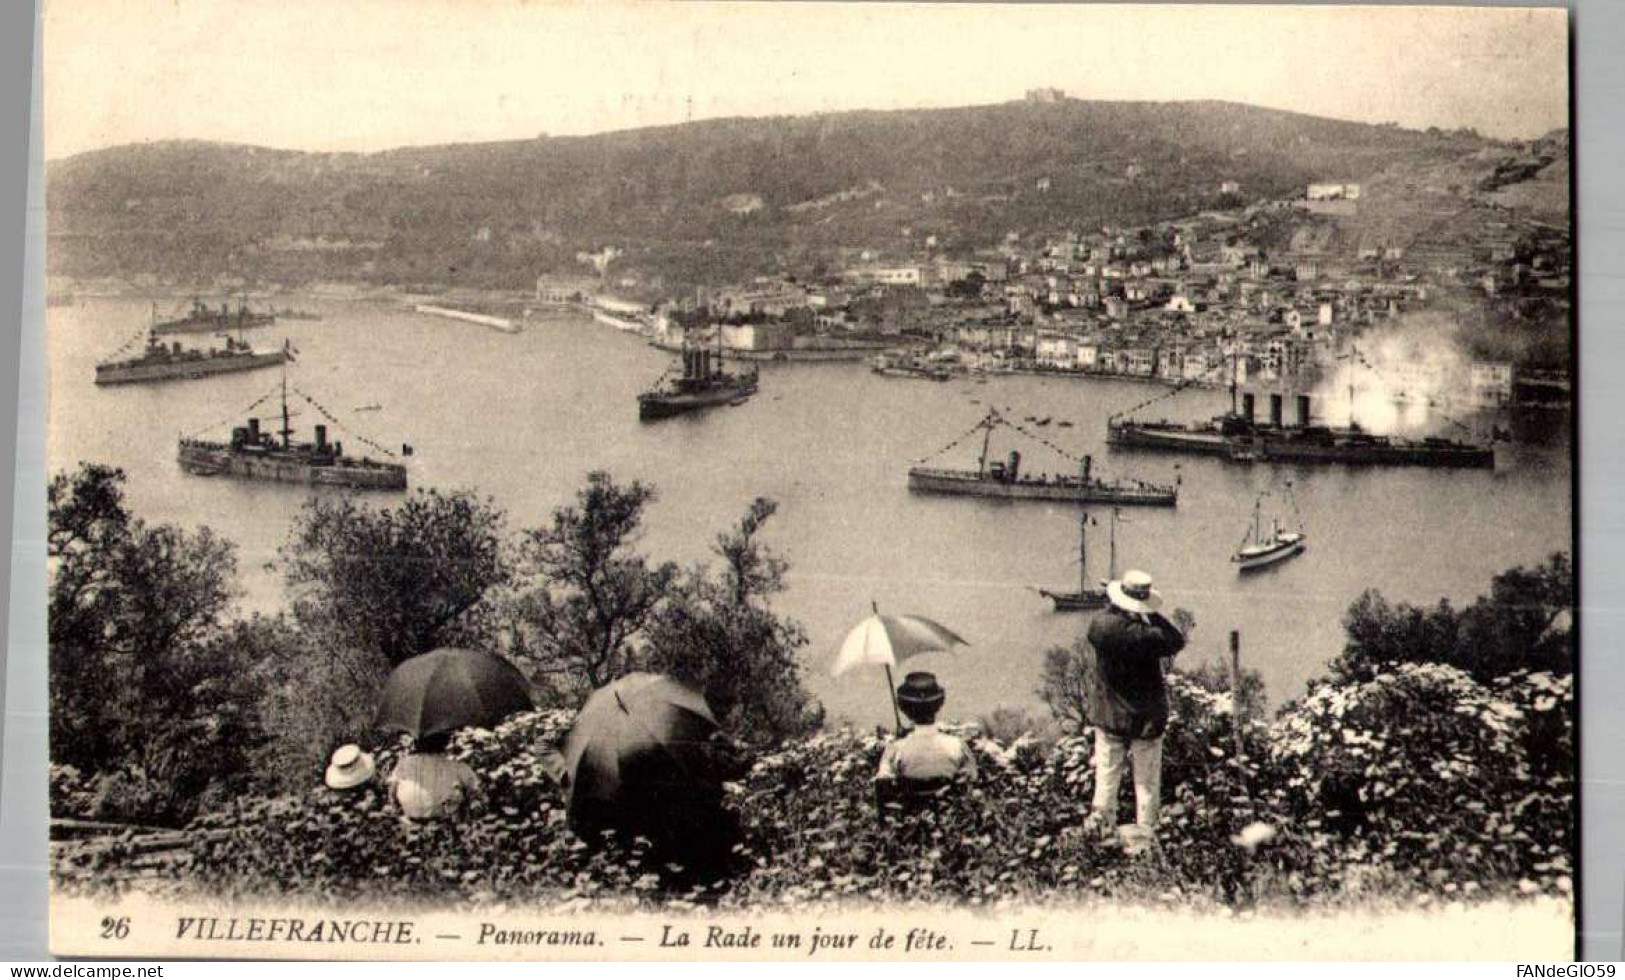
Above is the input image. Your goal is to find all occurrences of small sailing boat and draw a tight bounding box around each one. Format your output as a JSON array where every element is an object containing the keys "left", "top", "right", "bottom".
[
  {"left": 1038, "top": 509, "right": 1118, "bottom": 612},
  {"left": 1232, "top": 485, "right": 1307, "bottom": 572}
]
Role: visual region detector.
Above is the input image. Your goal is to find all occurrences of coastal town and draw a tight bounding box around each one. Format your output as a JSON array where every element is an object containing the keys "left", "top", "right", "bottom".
[{"left": 536, "top": 117, "right": 1569, "bottom": 416}]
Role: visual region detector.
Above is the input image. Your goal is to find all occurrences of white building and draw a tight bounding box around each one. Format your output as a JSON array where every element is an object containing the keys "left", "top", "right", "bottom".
[
  {"left": 1470, "top": 361, "right": 1514, "bottom": 406},
  {"left": 1307, "top": 182, "right": 1362, "bottom": 201},
  {"left": 1035, "top": 332, "right": 1078, "bottom": 369},
  {"left": 872, "top": 267, "right": 923, "bottom": 286}
]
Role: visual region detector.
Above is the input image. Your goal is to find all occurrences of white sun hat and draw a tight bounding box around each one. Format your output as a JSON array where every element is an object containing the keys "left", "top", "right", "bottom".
[
  {"left": 324, "top": 744, "right": 377, "bottom": 790},
  {"left": 1106, "top": 569, "right": 1163, "bottom": 614}
]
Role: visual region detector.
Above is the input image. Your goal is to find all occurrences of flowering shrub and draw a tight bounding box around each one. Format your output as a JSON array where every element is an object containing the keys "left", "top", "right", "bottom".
[
  {"left": 58, "top": 665, "right": 1573, "bottom": 911},
  {"left": 1269, "top": 663, "right": 1572, "bottom": 900}
]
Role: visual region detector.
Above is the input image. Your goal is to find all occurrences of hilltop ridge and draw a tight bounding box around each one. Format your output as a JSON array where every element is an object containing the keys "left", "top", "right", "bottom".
[{"left": 46, "top": 98, "right": 1516, "bottom": 291}]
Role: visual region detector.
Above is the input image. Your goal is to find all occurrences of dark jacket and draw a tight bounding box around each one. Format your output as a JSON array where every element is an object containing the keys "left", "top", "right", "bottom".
[{"left": 1085, "top": 606, "right": 1187, "bottom": 739}]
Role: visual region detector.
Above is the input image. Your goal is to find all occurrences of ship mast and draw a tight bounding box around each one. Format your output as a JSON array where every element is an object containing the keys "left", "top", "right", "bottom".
[
  {"left": 1347, "top": 344, "right": 1360, "bottom": 430},
  {"left": 279, "top": 372, "right": 292, "bottom": 448},
  {"left": 1229, "top": 347, "right": 1238, "bottom": 416},
  {"left": 976, "top": 411, "right": 996, "bottom": 477},
  {"left": 1078, "top": 512, "right": 1088, "bottom": 593},
  {"left": 1108, "top": 507, "right": 1119, "bottom": 579}
]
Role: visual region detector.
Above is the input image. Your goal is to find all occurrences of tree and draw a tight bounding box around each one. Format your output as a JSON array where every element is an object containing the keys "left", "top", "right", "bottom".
[
  {"left": 946, "top": 271, "right": 986, "bottom": 300},
  {"left": 279, "top": 489, "right": 512, "bottom": 667},
  {"left": 1331, "top": 553, "right": 1571, "bottom": 683},
  {"left": 643, "top": 498, "right": 823, "bottom": 744},
  {"left": 512, "top": 473, "right": 676, "bottom": 697},
  {"left": 1037, "top": 637, "right": 1091, "bottom": 732},
  {"left": 244, "top": 612, "right": 389, "bottom": 794},
  {"left": 1456, "top": 552, "right": 1573, "bottom": 677},
  {"left": 48, "top": 464, "right": 248, "bottom": 822}
]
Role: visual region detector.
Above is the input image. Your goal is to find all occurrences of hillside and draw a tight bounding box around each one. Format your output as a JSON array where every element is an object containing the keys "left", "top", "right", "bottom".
[{"left": 46, "top": 99, "right": 1495, "bottom": 292}]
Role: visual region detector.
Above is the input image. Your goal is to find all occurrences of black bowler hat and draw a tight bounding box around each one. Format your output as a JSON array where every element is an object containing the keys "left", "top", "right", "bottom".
[{"left": 896, "top": 671, "right": 947, "bottom": 708}]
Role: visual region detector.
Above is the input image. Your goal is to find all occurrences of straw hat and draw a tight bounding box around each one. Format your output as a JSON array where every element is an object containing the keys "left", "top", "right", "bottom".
[
  {"left": 324, "top": 744, "right": 376, "bottom": 790},
  {"left": 1106, "top": 569, "right": 1163, "bottom": 615}
]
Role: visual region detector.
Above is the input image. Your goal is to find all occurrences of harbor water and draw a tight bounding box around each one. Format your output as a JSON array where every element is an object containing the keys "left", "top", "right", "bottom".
[{"left": 48, "top": 298, "right": 1573, "bottom": 727}]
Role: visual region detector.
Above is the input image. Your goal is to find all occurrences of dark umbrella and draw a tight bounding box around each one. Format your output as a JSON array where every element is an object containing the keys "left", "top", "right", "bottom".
[
  {"left": 374, "top": 647, "right": 534, "bottom": 740},
  {"left": 562, "top": 673, "right": 722, "bottom": 821}
]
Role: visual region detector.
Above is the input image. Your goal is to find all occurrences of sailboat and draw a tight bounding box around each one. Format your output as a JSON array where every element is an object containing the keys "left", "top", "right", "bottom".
[
  {"left": 1038, "top": 509, "right": 1118, "bottom": 612},
  {"left": 1231, "top": 485, "right": 1307, "bottom": 572}
]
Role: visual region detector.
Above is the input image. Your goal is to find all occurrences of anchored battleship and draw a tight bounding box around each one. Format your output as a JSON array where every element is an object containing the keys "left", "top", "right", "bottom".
[
  {"left": 871, "top": 351, "right": 953, "bottom": 382},
  {"left": 1106, "top": 351, "right": 1495, "bottom": 469},
  {"left": 95, "top": 333, "right": 291, "bottom": 386},
  {"left": 178, "top": 376, "right": 408, "bottom": 490},
  {"left": 638, "top": 342, "right": 759, "bottom": 421},
  {"left": 908, "top": 409, "right": 1178, "bottom": 506},
  {"left": 153, "top": 297, "right": 277, "bottom": 336}
]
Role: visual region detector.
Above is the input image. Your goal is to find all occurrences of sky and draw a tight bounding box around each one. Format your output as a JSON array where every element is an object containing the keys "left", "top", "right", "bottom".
[{"left": 42, "top": 2, "right": 1570, "bottom": 160}]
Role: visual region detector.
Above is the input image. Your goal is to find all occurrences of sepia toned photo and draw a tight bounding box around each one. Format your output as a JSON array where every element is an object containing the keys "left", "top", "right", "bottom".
[{"left": 42, "top": 1, "right": 1575, "bottom": 960}]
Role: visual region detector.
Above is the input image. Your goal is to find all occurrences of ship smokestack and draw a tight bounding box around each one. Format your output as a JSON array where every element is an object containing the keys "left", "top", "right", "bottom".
[
  {"left": 1297, "top": 394, "right": 1311, "bottom": 427},
  {"left": 247, "top": 417, "right": 260, "bottom": 442},
  {"left": 1082, "top": 454, "right": 1093, "bottom": 482},
  {"left": 1269, "top": 393, "right": 1283, "bottom": 427},
  {"left": 315, "top": 424, "right": 327, "bottom": 451},
  {"left": 1008, "top": 449, "right": 1021, "bottom": 481},
  {"left": 1241, "top": 393, "right": 1255, "bottom": 423}
]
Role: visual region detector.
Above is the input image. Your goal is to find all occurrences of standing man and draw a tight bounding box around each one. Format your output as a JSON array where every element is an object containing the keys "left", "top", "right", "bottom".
[{"left": 1085, "top": 569, "right": 1187, "bottom": 845}]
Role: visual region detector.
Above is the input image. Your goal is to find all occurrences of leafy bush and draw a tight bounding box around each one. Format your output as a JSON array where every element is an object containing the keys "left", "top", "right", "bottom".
[
  {"left": 61, "top": 662, "right": 1562, "bottom": 910},
  {"left": 1269, "top": 663, "right": 1572, "bottom": 899}
]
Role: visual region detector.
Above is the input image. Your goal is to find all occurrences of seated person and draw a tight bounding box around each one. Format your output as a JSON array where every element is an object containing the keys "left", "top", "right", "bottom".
[
  {"left": 387, "top": 732, "right": 481, "bottom": 821},
  {"left": 874, "top": 672, "right": 978, "bottom": 803}
]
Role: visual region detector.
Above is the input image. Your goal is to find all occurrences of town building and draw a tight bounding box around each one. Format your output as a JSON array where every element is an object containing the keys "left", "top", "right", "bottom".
[{"left": 1470, "top": 361, "right": 1514, "bottom": 406}]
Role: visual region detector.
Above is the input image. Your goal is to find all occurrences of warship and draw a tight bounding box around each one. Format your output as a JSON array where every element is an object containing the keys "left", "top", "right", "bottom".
[
  {"left": 908, "top": 410, "right": 1178, "bottom": 506},
  {"left": 95, "top": 333, "right": 290, "bottom": 386},
  {"left": 153, "top": 297, "right": 277, "bottom": 336},
  {"left": 177, "top": 377, "right": 408, "bottom": 490},
  {"left": 871, "top": 352, "right": 953, "bottom": 382},
  {"left": 1107, "top": 352, "right": 1495, "bottom": 469},
  {"left": 638, "top": 344, "right": 759, "bottom": 421}
]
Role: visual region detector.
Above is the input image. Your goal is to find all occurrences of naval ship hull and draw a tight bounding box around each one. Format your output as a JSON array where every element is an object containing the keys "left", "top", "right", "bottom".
[
  {"left": 638, "top": 382, "right": 758, "bottom": 421},
  {"left": 1107, "top": 421, "right": 1230, "bottom": 455},
  {"left": 1235, "top": 438, "right": 1494, "bottom": 468},
  {"left": 1109, "top": 421, "right": 1494, "bottom": 469},
  {"left": 906, "top": 467, "right": 1177, "bottom": 506},
  {"left": 153, "top": 313, "right": 277, "bottom": 336},
  {"left": 177, "top": 442, "right": 407, "bottom": 490},
  {"left": 96, "top": 350, "right": 289, "bottom": 386}
]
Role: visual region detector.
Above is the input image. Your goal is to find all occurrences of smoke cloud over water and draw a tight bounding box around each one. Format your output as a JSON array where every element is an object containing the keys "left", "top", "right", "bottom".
[{"left": 1311, "top": 312, "right": 1474, "bottom": 434}]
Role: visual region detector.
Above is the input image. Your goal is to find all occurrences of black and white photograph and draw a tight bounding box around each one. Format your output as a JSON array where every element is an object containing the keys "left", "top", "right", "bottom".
[{"left": 41, "top": 1, "right": 1575, "bottom": 959}]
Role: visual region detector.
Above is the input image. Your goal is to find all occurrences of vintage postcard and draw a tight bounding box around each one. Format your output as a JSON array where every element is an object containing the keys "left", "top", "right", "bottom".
[{"left": 42, "top": 1, "right": 1575, "bottom": 960}]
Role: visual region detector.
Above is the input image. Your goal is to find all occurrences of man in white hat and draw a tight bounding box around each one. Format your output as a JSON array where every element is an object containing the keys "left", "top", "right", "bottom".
[{"left": 1084, "top": 569, "right": 1187, "bottom": 845}]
